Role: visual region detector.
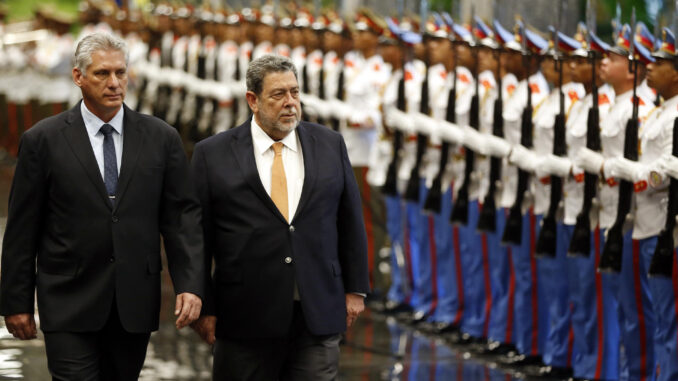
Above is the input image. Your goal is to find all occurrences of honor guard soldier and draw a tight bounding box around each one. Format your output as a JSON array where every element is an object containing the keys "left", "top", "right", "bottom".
[
  {"left": 565, "top": 26, "right": 621, "bottom": 381},
  {"left": 576, "top": 23, "right": 657, "bottom": 380},
  {"left": 341, "top": 8, "right": 390, "bottom": 297},
  {"left": 502, "top": 24, "right": 550, "bottom": 367}
]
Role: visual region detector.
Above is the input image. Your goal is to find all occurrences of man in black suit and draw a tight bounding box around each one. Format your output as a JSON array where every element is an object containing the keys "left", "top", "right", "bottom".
[
  {"left": 190, "top": 54, "right": 370, "bottom": 380},
  {"left": 0, "top": 33, "right": 205, "bottom": 379}
]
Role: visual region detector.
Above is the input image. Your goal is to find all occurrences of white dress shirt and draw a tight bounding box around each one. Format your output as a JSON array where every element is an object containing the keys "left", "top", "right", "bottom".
[
  {"left": 251, "top": 118, "right": 305, "bottom": 222},
  {"left": 81, "top": 101, "right": 123, "bottom": 178}
]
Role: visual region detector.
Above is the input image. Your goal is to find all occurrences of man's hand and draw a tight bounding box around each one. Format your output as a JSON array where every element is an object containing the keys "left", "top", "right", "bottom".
[
  {"left": 345, "top": 294, "right": 365, "bottom": 328},
  {"left": 190, "top": 315, "right": 217, "bottom": 345},
  {"left": 4, "top": 314, "right": 37, "bottom": 340},
  {"left": 175, "top": 292, "right": 202, "bottom": 329}
]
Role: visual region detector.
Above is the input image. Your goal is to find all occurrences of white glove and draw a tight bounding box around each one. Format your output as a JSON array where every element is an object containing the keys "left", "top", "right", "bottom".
[
  {"left": 463, "top": 126, "right": 487, "bottom": 154},
  {"left": 484, "top": 135, "right": 512, "bottom": 158},
  {"left": 509, "top": 145, "right": 539, "bottom": 172},
  {"left": 605, "top": 157, "right": 648, "bottom": 183},
  {"left": 413, "top": 113, "right": 437, "bottom": 136},
  {"left": 658, "top": 154, "right": 678, "bottom": 180},
  {"left": 541, "top": 154, "right": 572, "bottom": 177},
  {"left": 438, "top": 120, "right": 465, "bottom": 144},
  {"left": 574, "top": 147, "right": 605, "bottom": 175},
  {"left": 329, "top": 98, "right": 353, "bottom": 121},
  {"left": 302, "top": 93, "right": 321, "bottom": 117},
  {"left": 385, "top": 108, "right": 416, "bottom": 134}
]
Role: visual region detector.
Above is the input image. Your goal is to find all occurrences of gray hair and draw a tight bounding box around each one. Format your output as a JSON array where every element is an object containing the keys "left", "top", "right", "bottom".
[
  {"left": 74, "top": 32, "right": 128, "bottom": 74},
  {"left": 246, "top": 54, "right": 298, "bottom": 95}
]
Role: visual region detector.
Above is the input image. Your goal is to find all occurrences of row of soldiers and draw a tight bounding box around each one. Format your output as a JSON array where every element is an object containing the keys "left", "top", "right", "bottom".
[
  {"left": 2, "top": 2, "right": 678, "bottom": 380},
  {"left": 111, "top": 4, "right": 678, "bottom": 380}
]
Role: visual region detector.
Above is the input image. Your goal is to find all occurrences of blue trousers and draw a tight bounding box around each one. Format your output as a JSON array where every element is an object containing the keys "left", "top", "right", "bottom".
[
  {"left": 459, "top": 200, "right": 489, "bottom": 338},
  {"left": 615, "top": 233, "right": 656, "bottom": 381},
  {"left": 429, "top": 187, "right": 463, "bottom": 324},
  {"left": 537, "top": 221, "right": 573, "bottom": 368},
  {"left": 568, "top": 227, "right": 620, "bottom": 380},
  {"left": 385, "top": 195, "right": 411, "bottom": 305},
  {"left": 406, "top": 180, "right": 437, "bottom": 316},
  {"left": 643, "top": 237, "right": 678, "bottom": 381},
  {"left": 486, "top": 208, "right": 514, "bottom": 344},
  {"left": 510, "top": 210, "right": 545, "bottom": 356}
]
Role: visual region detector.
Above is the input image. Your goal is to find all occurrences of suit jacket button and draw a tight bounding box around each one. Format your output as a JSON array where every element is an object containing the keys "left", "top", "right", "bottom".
[
  {"left": 109, "top": 256, "right": 115, "bottom": 263},
  {"left": 284, "top": 257, "right": 292, "bottom": 264},
  {"left": 111, "top": 215, "right": 119, "bottom": 223},
  {"left": 289, "top": 225, "right": 295, "bottom": 232}
]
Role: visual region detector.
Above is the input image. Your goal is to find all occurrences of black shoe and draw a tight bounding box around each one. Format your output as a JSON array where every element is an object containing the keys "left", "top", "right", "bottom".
[
  {"left": 399, "top": 310, "right": 429, "bottom": 325},
  {"left": 476, "top": 341, "right": 517, "bottom": 356},
  {"left": 499, "top": 354, "right": 544, "bottom": 368},
  {"left": 433, "top": 322, "right": 460, "bottom": 334},
  {"left": 537, "top": 365, "right": 573, "bottom": 379},
  {"left": 448, "top": 332, "right": 485, "bottom": 346},
  {"left": 382, "top": 301, "right": 413, "bottom": 315}
]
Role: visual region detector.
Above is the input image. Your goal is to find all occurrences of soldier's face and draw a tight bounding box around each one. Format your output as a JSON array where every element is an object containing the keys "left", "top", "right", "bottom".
[
  {"left": 647, "top": 58, "right": 678, "bottom": 96},
  {"left": 73, "top": 49, "right": 127, "bottom": 119},
  {"left": 427, "top": 38, "right": 452, "bottom": 66},
  {"left": 600, "top": 52, "right": 631, "bottom": 86},
  {"left": 456, "top": 43, "right": 474, "bottom": 69},
  {"left": 247, "top": 71, "right": 301, "bottom": 140},
  {"left": 478, "top": 47, "right": 497, "bottom": 73},
  {"left": 323, "top": 31, "right": 342, "bottom": 53}
]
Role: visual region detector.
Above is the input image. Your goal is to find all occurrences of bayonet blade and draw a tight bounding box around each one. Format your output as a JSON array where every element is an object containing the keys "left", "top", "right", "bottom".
[
  {"left": 630, "top": 7, "right": 636, "bottom": 62},
  {"left": 420, "top": 0, "right": 429, "bottom": 33}
]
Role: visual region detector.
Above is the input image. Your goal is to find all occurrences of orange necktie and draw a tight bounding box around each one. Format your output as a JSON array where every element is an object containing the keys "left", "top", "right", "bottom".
[{"left": 271, "top": 142, "right": 289, "bottom": 221}]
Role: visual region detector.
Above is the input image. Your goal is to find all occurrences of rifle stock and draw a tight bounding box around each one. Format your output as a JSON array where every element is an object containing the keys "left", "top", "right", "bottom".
[
  {"left": 449, "top": 93, "right": 479, "bottom": 224},
  {"left": 478, "top": 95, "right": 504, "bottom": 232},
  {"left": 382, "top": 69, "right": 407, "bottom": 196},
  {"left": 405, "top": 66, "right": 430, "bottom": 202}
]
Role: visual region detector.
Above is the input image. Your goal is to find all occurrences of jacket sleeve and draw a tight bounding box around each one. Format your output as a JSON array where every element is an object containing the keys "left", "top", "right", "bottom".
[
  {"left": 190, "top": 143, "right": 217, "bottom": 315},
  {"left": 159, "top": 128, "right": 206, "bottom": 300},
  {"left": 336, "top": 135, "right": 370, "bottom": 295},
  {"left": 0, "top": 132, "right": 43, "bottom": 316}
]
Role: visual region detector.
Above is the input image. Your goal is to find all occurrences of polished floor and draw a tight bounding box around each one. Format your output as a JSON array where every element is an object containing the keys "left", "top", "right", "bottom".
[{"left": 0, "top": 156, "right": 552, "bottom": 380}]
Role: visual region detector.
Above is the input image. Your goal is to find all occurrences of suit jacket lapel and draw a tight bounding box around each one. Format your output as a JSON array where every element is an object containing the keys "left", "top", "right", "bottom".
[
  {"left": 113, "top": 105, "right": 144, "bottom": 212},
  {"left": 230, "top": 121, "right": 288, "bottom": 224},
  {"left": 61, "top": 102, "right": 112, "bottom": 209},
  {"left": 292, "top": 123, "right": 317, "bottom": 222}
]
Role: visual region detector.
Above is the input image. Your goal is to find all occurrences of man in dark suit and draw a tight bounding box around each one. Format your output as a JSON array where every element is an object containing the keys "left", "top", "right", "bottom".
[
  {"left": 0, "top": 33, "right": 205, "bottom": 379},
  {"left": 190, "top": 54, "right": 370, "bottom": 380}
]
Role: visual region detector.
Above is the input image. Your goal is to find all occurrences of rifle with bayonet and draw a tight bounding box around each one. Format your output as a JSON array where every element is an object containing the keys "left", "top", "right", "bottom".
[
  {"left": 599, "top": 17, "right": 639, "bottom": 273},
  {"left": 569, "top": 0, "right": 600, "bottom": 256},
  {"left": 536, "top": 13, "right": 567, "bottom": 257},
  {"left": 477, "top": 40, "right": 504, "bottom": 232},
  {"left": 450, "top": 7, "right": 480, "bottom": 225},
  {"left": 382, "top": 50, "right": 408, "bottom": 197},
  {"left": 423, "top": 26, "right": 457, "bottom": 213},
  {"left": 502, "top": 21, "right": 533, "bottom": 245}
]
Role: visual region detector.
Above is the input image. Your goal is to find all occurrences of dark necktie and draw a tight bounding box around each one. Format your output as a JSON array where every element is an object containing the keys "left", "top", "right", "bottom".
[{"left": 100, "top": 124, "right": 118, "bottom": 204}]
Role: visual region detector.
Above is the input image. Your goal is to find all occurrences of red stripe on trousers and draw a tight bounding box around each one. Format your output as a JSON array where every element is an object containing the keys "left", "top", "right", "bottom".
[
  {"left": 506, "top": 245, "right": 516, "bottom": 343},
  {"left": 567, "top": 313, "right": 575, "bottom": 368},
  {"left": 404, "top": 206, "right": 414, "bottom": 304},
  {"left": 673, "top": 249, "right": 678, "bottom": 370},
  {"left": 452, "top": 225, "right": 464, "bottom": 325},
  {"left": 530, "top": 210, "right": 540, "bottom": 355},
  {"left": 633, "top": 239, "right": 648, "bottom": 381},
  {"left": 428, "top": 216, "right": 439, "bottom": 316},
  {"left": 481, "top": 227, "right": 492, "bottom": 338},
  {"left": 594, "top": 226, "right": 604, "bottom": 379},
  {"left": 360, "top": 168, "right": 374, "bottom": 288}
]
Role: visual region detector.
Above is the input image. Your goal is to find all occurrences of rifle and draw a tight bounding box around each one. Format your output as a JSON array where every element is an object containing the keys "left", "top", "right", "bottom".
[
  {"left": 599, "top": 18, "right": 638, "bottom": 273},
  {"left": 423, "top": 38, "right": 457, "bottom": 213},
  {"left": 648, "top": 118, "right": 678, "bottom": 277},
  {"left": 502, "top": 23, "right": 534, "bottom": 245},
  {"left": 382, "top": 56, "right": 407, "bottom": 197},
  {"left": 569, "top": 1, "right": 600, "bottom": 256},
  {"left": 535, "top": 18, "right": 567, "bottom": 258},
  {"left": 450, "top": 9, "right": 480, "bottom": 225},
  {"left": 477, "top": 47, "right": 504, "bottom": 232},
  {"left": 404, "top": 64, "right": 430, "bottom": 202}
]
